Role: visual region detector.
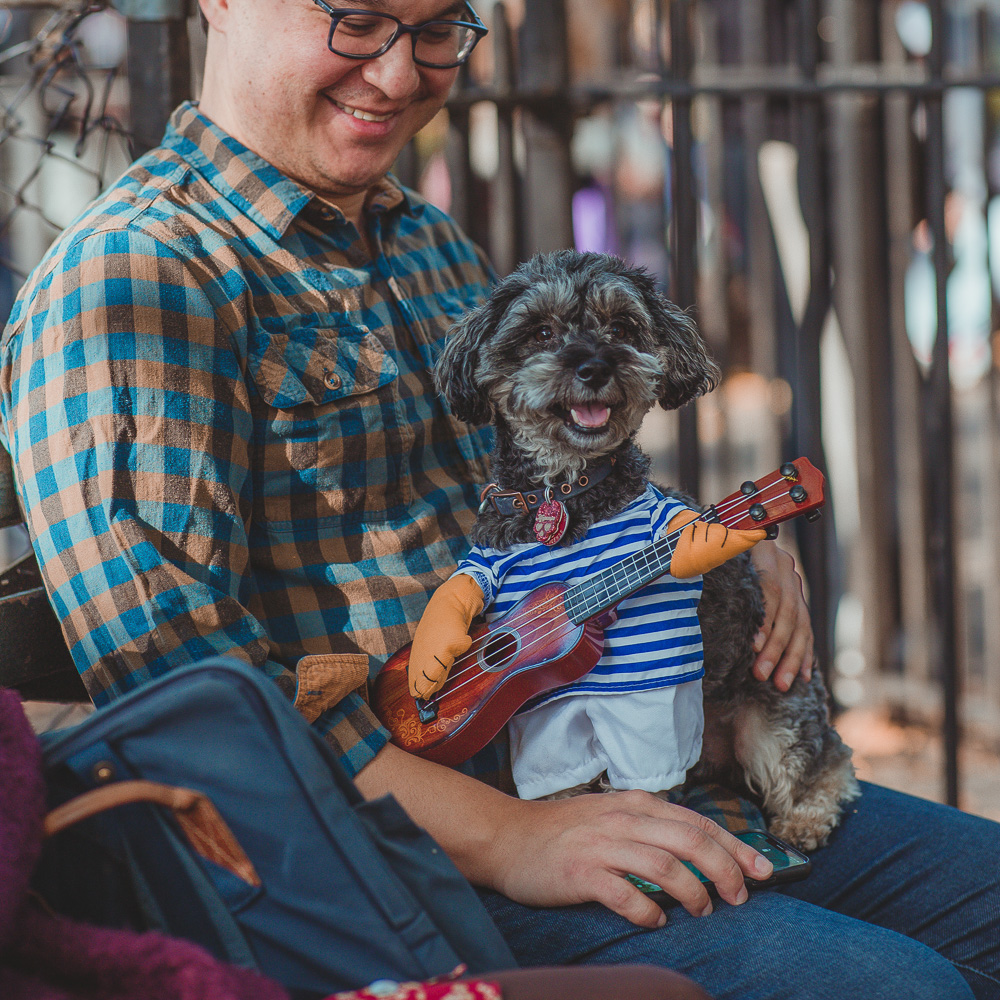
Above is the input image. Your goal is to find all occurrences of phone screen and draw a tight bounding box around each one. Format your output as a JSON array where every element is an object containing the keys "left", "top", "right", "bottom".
[
  {"left": 735, "top": 830, "right": 809, "bottom": 876},
  {"left": 626, "top": 829, "right": 810, "bottom": 895}
]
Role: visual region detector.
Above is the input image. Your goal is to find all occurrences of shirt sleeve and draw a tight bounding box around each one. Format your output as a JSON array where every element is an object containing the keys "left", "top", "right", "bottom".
[
  {"left": 452, "top": 546, "right": 498, "bottom": 607},
  {"left": 651, "top": 492, "right": 698, "bottom": 539},
  {"left": 0, "top": 226, "right": 387, "bottom": 774}
]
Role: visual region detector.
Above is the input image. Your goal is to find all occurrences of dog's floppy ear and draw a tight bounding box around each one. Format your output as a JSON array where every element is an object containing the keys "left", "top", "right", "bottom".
[
  {"left": 435, "top": 269, "right": 535, "bottom": 425},
  {"left": 434, "top": 299, "right": 496, "bottom": 425},
  {"left": 648, "top": 292, "right": 721, "bottom": 411}
]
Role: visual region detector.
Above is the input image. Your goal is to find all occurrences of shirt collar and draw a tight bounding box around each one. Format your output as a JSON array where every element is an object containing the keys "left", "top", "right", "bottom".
[
  {"left": 163, "top": 102, "right": 416, "bottom": 239},
  {"left": 307, "top": 176, "right": 413, "bottom": 229}
]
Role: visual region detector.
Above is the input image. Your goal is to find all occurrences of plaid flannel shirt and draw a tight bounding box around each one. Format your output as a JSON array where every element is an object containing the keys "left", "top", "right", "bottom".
[{"left": 0, "top": 102, "right": 495, "bottom": 776}]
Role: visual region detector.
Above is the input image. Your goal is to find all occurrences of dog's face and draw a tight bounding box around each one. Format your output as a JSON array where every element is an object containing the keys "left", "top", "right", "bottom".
[{"left": 436, "top": 251, "right": 720, "bottom": 479}]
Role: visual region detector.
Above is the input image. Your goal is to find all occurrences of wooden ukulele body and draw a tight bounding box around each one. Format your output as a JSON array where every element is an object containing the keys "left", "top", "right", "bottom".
[
  {"left": 373, "top": 458, "right": 826, "bottom": 767},
  {"left": 372, "top": 582, "right": 609, "bottom": 765}
]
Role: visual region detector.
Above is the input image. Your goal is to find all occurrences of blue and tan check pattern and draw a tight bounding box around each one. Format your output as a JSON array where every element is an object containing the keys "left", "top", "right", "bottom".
[{"left": 0, "top": 102, "right": 494, "bottom": 776}]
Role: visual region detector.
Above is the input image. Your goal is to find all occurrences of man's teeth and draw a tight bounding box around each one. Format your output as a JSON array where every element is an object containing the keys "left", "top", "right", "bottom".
[{"left": 334, "top": 100, "right": 392, "bottom": 123}]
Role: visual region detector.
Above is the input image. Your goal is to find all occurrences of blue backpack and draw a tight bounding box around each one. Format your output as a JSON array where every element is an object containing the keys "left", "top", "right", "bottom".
[{"left": 34, "top": 658, "right": 516, "bottom": 999}]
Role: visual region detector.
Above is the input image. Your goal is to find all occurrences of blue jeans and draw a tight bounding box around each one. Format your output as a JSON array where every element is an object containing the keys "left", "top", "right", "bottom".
[{"left": 478, "top": 783, "right": 1000, "bottom": 999}]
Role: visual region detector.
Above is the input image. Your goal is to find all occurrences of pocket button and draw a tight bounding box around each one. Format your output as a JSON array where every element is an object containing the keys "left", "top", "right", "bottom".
[{"left": 323, "top": 370, "right": 342, "bottom": 391}]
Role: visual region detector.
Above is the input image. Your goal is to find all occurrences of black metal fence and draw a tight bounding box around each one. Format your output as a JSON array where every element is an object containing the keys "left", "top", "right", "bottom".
[
  {"left": 3, "top": 0, "right": 1000, "bottom": 810},
  {"left": 430, "top": 0, "right": 1000, "bottom": 811}
]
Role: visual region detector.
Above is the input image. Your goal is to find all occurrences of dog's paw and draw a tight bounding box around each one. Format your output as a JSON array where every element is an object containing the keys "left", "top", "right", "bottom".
[
  {"left": 768, "top": 772, "right": 861, "bottom": 852},
  {"left": 769, "top": 812, "right": 836, "bottom": 853}
]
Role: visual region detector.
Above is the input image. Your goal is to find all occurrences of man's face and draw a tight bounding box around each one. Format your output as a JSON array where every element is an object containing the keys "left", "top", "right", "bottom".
[{"left": 206, "top": 0, "right": 463, "bottom": 197}]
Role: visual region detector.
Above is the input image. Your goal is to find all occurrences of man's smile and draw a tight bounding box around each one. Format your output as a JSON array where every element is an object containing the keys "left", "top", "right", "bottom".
[{"left": 331, "top": 98, "right": 394, "bottom": 122}]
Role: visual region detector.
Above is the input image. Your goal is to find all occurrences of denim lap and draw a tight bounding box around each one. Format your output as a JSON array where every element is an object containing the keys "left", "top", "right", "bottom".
[{"left": 478, "top": 782, "right": 1000, "bottom": 999}]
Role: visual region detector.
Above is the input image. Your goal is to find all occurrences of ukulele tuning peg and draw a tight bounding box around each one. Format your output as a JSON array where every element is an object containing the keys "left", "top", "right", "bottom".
[
  {"left": 789, "top": 484, "right": 807, "bottom": 503},
  {"left": 740, "top": 481, "right": 757, "bottom": 496},
  {"left": 765, "top": 526, "right": 779, "bottom": 540},
  {"left": 780, "top": 463, "right": 799, "bottom": 480},
  {"left": 805, "top": 509, "right": 822, "bottom": 522}
]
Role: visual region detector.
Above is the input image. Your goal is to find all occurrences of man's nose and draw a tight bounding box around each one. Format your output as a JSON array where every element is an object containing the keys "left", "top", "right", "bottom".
[{"left": 361, "top": 36, "right": 421, "bottom": 100}]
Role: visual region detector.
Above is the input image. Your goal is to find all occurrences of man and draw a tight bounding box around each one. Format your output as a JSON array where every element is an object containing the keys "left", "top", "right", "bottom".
[{"left": 1, "top": 2, "right": 996, "bottom": 997}]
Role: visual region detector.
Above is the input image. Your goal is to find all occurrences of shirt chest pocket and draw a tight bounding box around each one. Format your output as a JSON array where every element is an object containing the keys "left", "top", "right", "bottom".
[{"left": 247, "top": 318, "right": 414, "bottom": 527}]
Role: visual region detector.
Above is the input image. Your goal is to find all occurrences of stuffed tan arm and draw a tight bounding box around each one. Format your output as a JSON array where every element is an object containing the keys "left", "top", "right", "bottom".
[
  {"left": 666, "top": 509, "right": 767, "bottom": 578},
  {"left": 408, "top": 573, "right": 486, "bottom": 699}
]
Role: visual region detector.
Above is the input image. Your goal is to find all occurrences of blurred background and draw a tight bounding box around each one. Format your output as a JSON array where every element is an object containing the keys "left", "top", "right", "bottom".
[{"left": 2, "top": 0, "right": 999, "bottom": 819}]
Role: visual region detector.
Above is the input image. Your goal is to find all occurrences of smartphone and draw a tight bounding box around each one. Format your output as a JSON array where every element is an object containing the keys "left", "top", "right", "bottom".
[{"left": 626, "top": 829, "right": 811, "bottom": 908}]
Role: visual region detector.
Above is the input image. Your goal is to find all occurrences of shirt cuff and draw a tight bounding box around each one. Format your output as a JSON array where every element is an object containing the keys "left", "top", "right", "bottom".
[{"left": 311, "top": 691, "right": 390, "bottom": 778}]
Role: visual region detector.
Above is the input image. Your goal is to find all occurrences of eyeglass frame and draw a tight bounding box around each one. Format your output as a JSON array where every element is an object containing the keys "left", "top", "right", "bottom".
[{"left": 311, "top": 1, "right": 488, "bottom": 69}]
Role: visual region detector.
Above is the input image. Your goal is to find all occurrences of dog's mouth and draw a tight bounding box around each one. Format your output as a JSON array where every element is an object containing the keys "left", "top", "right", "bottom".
[{"left": 556, "top": 402, "right": 612, "bottom": 434}]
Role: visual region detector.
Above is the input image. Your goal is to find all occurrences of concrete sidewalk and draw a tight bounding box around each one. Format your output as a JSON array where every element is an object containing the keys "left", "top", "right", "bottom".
[{"left": 837, "top": 706, "right": 1000, "bottom": 823}]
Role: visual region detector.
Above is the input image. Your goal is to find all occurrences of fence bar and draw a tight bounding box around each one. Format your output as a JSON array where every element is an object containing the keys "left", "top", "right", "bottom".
[
  {"left": 924, "top": 0, "right": 961, "bottom": 809},
  {"left": 792, "top": 0, "right": 834, "bottom": 678},
  {"left": 517, "top": 0, "right": 573, "bottom": 256},
  {"left": 445, "top": 86, "right": 474, "bottom": 239},
  {"left": 882, "top": 0, "right": 932, "bottom": 691},
  {"left": 827, "top": 0, "right": 900, "bottom": 682},
  {"left": 126, "top": 17, "right": 191, "bottom": 156},
  {"left": 691, "top": 3, "right": 728, "bottom": 368},
  {"left": 979, "top": 11, "right": 1000, "bottom": 732},
  {"left": 739, "top": 0, "right": 775, "bottom": 383},
  {"left": 449, "top": 69, "right": 1000, "bottom": 111},
  {"left": 488, "top": 2, "right": 518, "bottom": 277},
  {"left": 668, "top": 0, "right": 700, "bottom": 500}
]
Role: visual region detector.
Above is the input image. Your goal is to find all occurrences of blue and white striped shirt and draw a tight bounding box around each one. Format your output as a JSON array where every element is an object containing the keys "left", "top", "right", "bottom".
[{"left": 456, "top": 485, "right": 704, "bottom": 709}]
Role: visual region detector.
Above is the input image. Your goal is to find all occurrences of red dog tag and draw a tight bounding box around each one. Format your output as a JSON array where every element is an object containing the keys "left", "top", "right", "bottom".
[{"left": 534, "top": 491, "right": 569, "bottom": 546}]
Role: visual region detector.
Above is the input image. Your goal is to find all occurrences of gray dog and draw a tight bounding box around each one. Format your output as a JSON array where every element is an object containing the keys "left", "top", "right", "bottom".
[{"left": 434, "top": 249, "right": 858, "bottom": 851}]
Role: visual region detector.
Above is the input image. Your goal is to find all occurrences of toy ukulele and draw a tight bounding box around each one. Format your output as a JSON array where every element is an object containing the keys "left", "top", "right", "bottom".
[{"left": 372, "top": 459, "right": 825, "bottom": 766}]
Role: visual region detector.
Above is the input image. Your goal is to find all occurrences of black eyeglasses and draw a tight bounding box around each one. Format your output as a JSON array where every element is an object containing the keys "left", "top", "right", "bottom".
[{"left": 312, "top": 2, "right": 488, "bottom": 69}]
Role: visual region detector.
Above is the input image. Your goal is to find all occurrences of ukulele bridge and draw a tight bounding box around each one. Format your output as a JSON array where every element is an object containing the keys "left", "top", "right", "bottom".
[{"left": 415, "top": 698, "right": 439, "bottom": 723}]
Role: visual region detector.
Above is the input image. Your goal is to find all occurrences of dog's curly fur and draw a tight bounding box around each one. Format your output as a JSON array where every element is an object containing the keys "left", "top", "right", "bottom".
[{"left": 436, "top": 249, "right": 858, "bottom": 850}]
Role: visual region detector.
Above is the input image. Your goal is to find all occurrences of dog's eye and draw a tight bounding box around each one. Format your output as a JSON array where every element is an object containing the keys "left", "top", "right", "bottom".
[
  {"left": 608, "top": 320, "right": 630, "bottom": 338},
  {"left": 534, "top": 326, "right": 555, "bottom": 343}
]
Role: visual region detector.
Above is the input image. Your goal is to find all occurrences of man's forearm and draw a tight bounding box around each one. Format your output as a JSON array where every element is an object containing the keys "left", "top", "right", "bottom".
[
  {"left": 354, "top": 741, "right": 772, "bottom": 928},
  {"left": 354, "top": 740, "right": 521, "bottom": 889}
]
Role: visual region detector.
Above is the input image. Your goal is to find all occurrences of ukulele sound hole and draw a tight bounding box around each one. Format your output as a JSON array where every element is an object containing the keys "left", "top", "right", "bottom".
[{"left": 479, "top": 630, "right": 520, "bottom": 673}]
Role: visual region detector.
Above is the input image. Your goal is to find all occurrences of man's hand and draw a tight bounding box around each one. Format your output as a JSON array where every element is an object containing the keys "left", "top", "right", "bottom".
[
  {"left": 356, "top": 744, "right": 772, "bottom": 928},
  {"left": 749, "top": 540, "right": 813, "bottom": 691},
  {"left": 489, "top": 790, "right": 773, "bottom": 927}
]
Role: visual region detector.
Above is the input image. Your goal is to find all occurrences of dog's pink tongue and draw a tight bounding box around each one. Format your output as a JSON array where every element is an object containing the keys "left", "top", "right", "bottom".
[{"left": 571, "top": 403, "right": 610, "bottom": 428}]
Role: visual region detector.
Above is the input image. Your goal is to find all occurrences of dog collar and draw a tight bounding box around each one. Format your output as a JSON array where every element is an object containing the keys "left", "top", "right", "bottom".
[{"left": 479, "top": 458, "right": 616, "bottom": 516}]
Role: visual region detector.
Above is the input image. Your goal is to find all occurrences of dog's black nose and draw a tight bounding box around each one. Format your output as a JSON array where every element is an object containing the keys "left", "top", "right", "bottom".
[{"left": 576, "top": 358, "right": 612, "bottom": 388}]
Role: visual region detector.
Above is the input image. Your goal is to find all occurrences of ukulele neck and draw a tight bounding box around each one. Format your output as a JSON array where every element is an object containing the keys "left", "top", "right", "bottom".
[{"left": 563, "top": 528, "right": 684, "bottom": 624}]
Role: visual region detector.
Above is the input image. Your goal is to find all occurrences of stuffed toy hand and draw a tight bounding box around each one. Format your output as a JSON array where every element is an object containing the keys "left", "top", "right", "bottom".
[
  {"left": 666, "top": 509, "right": 767, "bottom": 578},
  {"left": 408, "top": 574, "right": 486, "bottom": 699}
]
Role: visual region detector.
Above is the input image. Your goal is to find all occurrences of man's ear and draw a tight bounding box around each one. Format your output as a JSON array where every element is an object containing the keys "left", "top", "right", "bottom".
[
  {"left": 198, "top": 0, "right": 229, "bottom": 34},
  {"left": 434, "top": 302, "right": 496, "bottom": 426},
  {"left": 651, "top": 295, "right": 721, "bottom": 411}
]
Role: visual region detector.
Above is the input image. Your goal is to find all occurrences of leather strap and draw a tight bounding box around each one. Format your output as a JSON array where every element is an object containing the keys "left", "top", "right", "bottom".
[
  {"left": 44, "top": 779, "right": 261, "bottom": 887},
  {"left": 480, "top": 458, "right": 616, "bottom": 516}
]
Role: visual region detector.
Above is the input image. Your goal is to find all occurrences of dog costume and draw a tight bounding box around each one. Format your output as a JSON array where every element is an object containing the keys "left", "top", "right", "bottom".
[{"left": 408, "top": 495, "right": 764, "bottom": 798}]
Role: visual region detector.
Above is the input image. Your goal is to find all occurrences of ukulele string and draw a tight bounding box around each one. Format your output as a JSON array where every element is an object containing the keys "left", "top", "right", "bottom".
[
  {"left": 431, "top": 472, "right": 793, "bottom": 699},
  {"left": 427, "top": 472, "right": 795, "bottom": 707},
  {"left": 439, "top": 470, "right": 790, "bottom": 679},
  {"left": 434, "top": 471, "right": 792, "bottom": 696}
]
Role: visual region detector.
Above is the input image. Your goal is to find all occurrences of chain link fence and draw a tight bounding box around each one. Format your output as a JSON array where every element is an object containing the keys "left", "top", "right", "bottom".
[{"left": 0, "top": 0, "right": 133, "bottom": 307}]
